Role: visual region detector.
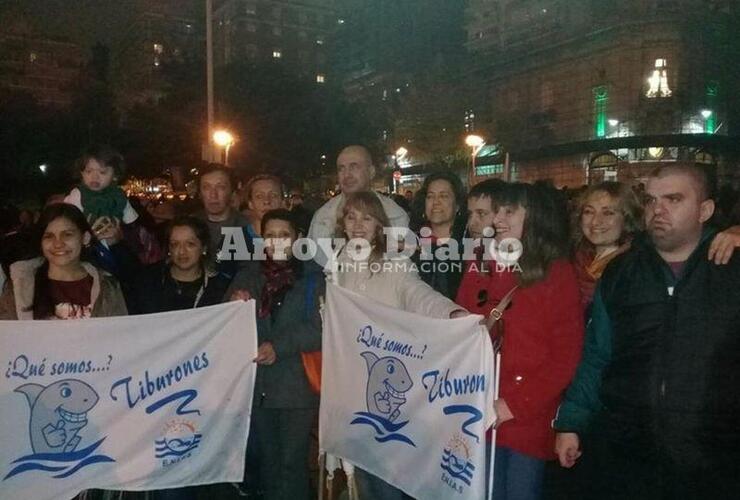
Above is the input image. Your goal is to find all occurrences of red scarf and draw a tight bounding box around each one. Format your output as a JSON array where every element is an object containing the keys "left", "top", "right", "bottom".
[{"left": 258, "top": 258, "right": 296, "bottom": 318}]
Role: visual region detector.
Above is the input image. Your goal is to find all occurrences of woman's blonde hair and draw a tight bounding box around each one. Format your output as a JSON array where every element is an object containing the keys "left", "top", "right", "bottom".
[
  {"left": 336, "top": 192, "right": 390, "bottom": 261},
  {"left": 573, "top": 181, "right": 644, "bottom": 247}
]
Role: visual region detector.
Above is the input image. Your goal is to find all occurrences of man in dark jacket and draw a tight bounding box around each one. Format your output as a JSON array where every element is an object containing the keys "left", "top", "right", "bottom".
[{"left": 554, "top": 164, "right": 740, "bottom": 499}]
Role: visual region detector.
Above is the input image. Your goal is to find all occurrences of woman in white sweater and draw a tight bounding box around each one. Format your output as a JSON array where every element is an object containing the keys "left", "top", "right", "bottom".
[{"left": 331, "top": 191, "right": 467, "bottom": 499}]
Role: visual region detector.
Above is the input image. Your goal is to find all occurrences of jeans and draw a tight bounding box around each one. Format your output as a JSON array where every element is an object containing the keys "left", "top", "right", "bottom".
[
  {"left": 354, "top": 468, "right": 410, "bottom": 500},
  {"left": 490, "top": 446, "right": 545, "bottom": 500}
]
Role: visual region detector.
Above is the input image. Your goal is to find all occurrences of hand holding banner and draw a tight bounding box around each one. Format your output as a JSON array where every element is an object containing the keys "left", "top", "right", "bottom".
[
  {"left": 319, "top": 283, "right": 495, "bottom": 500},
  {"left": 0, "top": 301, "right": 257, "bottom": 500}
]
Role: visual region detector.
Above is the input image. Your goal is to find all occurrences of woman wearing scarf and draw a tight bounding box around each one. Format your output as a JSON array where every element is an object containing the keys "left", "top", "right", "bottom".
[{"left": 228, "top": 209, "right": 324, "bottom": 500}]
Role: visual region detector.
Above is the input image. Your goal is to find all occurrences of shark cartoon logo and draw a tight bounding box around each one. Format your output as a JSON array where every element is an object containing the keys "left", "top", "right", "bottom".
[
  {"left": 361, "top": 351, "right": 413, "bottom": 422},
  {"left": 349, "top": 351, "right": 416, "bottom": 447},
  {"left": 3, "top": 379, "right": 115, "bottom": 481}
]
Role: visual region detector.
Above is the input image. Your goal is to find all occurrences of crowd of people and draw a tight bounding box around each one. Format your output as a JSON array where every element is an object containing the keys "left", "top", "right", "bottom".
[{"left": 2, "top": 142, "right": 740, "bottom": 500}]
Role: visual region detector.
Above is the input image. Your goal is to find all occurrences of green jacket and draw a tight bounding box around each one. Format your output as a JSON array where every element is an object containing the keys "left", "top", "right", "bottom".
[
  {"left": 553, "top": 229, "right": 717, "bottom": 434},
  {"left": 552, "top": 284, "right": 612, "bottom": 433}
]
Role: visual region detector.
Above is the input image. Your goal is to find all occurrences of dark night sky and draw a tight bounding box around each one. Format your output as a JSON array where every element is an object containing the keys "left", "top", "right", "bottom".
[{"left": 2, "top": 0, "right": 199, "bottom": 52}]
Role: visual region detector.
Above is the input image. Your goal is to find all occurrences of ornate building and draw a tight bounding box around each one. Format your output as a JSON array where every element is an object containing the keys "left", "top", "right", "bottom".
[{"left": 465, "top": 0, "right": 739, "bottom": 186}]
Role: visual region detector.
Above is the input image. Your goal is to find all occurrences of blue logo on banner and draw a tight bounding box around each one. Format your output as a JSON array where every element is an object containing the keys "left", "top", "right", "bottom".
[
  {"left": 349, "top": 351, "right": 416, "bottom": 447},
  {"left": 440, "top": 434, "right": 475, "bottom": 493},
  {"left": 155, "top": 419, "right": 202, "bottom": 467},
  {"left": 3, "top": 379, "right": 114, "bottom": 480}
]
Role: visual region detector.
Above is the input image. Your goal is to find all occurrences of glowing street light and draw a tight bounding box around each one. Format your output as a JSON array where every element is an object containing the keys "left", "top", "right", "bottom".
[
  {"left": 700, "top": 109, "right": 713, "bottom": 119},
  {"left": 465, "top": 134, "right": 486, "bottom": 184},
  {"left": 212, "top": 130, "right": 235, "bottom": 165},
  {"left": 465, "top": 134, "right": 485, "bottom": 149},
  {"left": 395, "top": 146, "right": 408, "bottom": 160},
  {"left": 38, "top": 164, "right": 48, "bottom": 174}
]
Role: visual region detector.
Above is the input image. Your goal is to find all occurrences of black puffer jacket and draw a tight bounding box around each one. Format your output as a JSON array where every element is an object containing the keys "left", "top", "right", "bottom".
[{"left": 596, "top": 230, "right": 740, "bottom": 468}]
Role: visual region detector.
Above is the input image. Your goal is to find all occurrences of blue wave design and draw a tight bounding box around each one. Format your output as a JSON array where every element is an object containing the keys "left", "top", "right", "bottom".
[
  {"left": 53, "top": 455, "right": 116, "bottom": 479},
  {"left": 155, "top": 436, "right": 201, "bottom": 450},
  {"left": 11, "top": 438, "right": 106, "bottom": 464},
  {"left": 441, "top": 458, "right": 473, "bottom": 477},
  {"left": 374, "top": 433, "right": 416, "bottom": 447},
  {"left": 155, "top": 447, "right": 198, "bottom": 459},
  {"left": 440, "top": 464, "right": 472, "bottom": 486},
  {"left": 3, "top": 437, "right": 114, "bottom": 481},
  {"left": 349, "top": 417, "right": 384, "bottom": 435},
  {"left": 350, "top": 412, "right": 416, "bottom": 447},
  {"left": 155, "top": 443, "right": 200, "bottom": 456},
  {"left": 351, "top": 412, "right": 409, "bottom": 432},
  {"left": 3, "top": 463, "right": 67, "bottom": 479}
]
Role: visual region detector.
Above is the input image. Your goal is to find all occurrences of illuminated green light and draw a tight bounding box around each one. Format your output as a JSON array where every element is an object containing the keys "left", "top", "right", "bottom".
[
  {"left": 594, "top": 86, "right": 608, "bottom": 138},
  {"left": 475, "top": 164, "right": 504, "bottom": 176}
]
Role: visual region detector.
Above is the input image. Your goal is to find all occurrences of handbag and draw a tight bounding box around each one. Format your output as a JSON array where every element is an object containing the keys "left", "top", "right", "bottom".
[{"left": 301, "top": 351, "right": 322, "bottom": 394}]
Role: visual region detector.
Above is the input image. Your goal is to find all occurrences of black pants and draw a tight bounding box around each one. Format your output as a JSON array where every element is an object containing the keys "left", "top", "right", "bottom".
[
  {"left": 246, "top": 407, "right": 317, "bottom": 500},
  {"left": 584, "top": 434, "right": 740, "bottom": 500}
]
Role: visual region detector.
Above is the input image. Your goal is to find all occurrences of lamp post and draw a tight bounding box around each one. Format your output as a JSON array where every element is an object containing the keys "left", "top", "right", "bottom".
[
  {"left": 393, "top": 147, "right": 408, "bottom": 193},
  {"left": 465, "top": 134, "right": 485, "bottom": 186},
  {"left": 213, "top": 130, "right": 235, "bottom": 165}
]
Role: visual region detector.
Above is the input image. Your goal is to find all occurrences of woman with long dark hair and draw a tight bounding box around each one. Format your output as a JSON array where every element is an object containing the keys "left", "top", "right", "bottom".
[
  {"left": 0, "top": 203, "right": 127, "bottom": 320},
  {"left": 409, "top": 172, "right": 468, "bottom": 298},
  {"left": 455, "top": 182, "right": 584, "bottom": 500}
]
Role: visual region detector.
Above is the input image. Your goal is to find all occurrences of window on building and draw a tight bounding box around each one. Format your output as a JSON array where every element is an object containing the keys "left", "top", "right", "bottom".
[
  {"left": 646, "top": 58, "right": 672, "bottom": 98},
  {"left": 273, "top": 26, "right": 282, "bottom": 36},
  {"left": 245, "top": 3, "right": 257, "bottom": 15},
  {"left": 272, "top": 49, "right": 282, "bottom": 59},
  {"left": 246, "top": 23, "right": 257, "bottom": 33},
  {"left": 153, "top": 43, "right": 164, "bottom": 54},
  {"left": 316, "top": 74, "right": 326, "bottom": 84},
  {"left": 337, "top": 18, "right": 345, "bottom": 25},
  {"left": 29, "top": 52, "right": 37, "bottom": 63},
  {"left": 316, "top": 37, "right": 324, "bottom": 45},
  {"left": 272, "top": 6, "right": 281, "bottom": 19}
]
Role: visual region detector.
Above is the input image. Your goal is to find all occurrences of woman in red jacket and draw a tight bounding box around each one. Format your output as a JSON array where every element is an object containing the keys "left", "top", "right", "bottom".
[{"left": 456, "top": 182, "right": 584, "bottom": 500}]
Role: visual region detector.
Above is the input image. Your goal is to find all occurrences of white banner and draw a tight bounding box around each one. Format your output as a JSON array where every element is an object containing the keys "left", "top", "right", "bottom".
[
  {"left": 320, "top": 283, "right": 495, "bottom": 500},
  {"left": 0, "top": 301, "right": 257, "bottom": 500}
]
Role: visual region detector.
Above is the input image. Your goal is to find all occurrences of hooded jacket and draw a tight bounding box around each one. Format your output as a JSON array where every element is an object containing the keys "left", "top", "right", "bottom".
[{"left": 0, "top": 257, "right": 127, "bottom": 320}]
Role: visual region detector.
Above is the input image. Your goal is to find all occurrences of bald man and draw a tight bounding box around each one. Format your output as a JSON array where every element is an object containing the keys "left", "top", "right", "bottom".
[{"left": 308, "top": 145, "right": 409, "bottom": 263}]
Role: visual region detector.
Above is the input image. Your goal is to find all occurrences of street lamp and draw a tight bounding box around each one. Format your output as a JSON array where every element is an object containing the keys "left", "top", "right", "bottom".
[
  {"left": 212, "top": 130, "right": 235, "bottom": 165},
  {"left": 465, "top": 134, "right": 485, "bottom": 184}
]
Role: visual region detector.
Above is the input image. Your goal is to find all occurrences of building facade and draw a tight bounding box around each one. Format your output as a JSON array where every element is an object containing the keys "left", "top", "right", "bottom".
[
  {"left": 112, "top": 1, "right": 201, "bottom": 107},
  {"left": 0, "top": 16, "right": 84, "bottom": 108},
  {"left": 465, "top": 0, "right": 739, "bottom": 187},
  {"left": 213, "top": 0, "right": 336, "bottom": 83}
]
